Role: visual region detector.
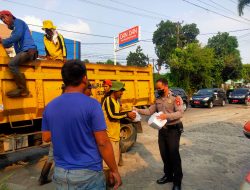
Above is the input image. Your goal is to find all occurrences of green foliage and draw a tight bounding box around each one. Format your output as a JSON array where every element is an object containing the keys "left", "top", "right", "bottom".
[
  {"left": 0, "top": 183, "right": 9, "bottom": 190},
  {"left": 153, "top": 73, "right": 173, "bottom": 87},
  {"left": 126, "top": 46, "right": 149, "bottom": 67},
  {"left": 169, "top": 43, "right": 216, "bottom": 94},
  {"left": 242, "top": 64, "right": 250, "bottom": 83},
  {"left": 96, "top": 61, "right": 105, "bottom": 64},
  {"left": 82, "top": 59, "right": 90, "bottom": 64},
  {"left": 207, "top": 32, "right": 239, "bottom": 58},
  {"left": 106, "top": 59, "right": 114, "bottom": 65},
  {"left": 238, "top": 0, "right": 250, "bottom": 15},
  {"left": 152, "top": 20, "right": 199, "bottom": 66},
  {"left": 207, "top": 32, "right": 243, "bottom": 81},
  {"left": 181, "top": 23, "right": 200, "bottom": 47},
  {"left": 0, "top": 173, "right": 13, "bottom": 190}
]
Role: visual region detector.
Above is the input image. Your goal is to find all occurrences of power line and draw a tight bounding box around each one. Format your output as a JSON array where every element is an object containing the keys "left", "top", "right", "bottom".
[
  {"left": 207, "top": 0, "right": 250, "bottom": 22},
  {"left": 195, "top": 0, "right": 223, "bottom": 11},
  {"left": 237, "top": 32, "right": 250, "bottom": 39},
  {"left": 2, "top": 0, "right": 153, "bottom": 34},
  {"left": 182, "top": 0, "right": 250, "bottom": 25},
  {"left": 108, "top": 0, "right": 176, "bottom": 20},
  {"left": 208, "top": 0, "right": 236, "bottom": 14},
  {"left": 78, "top": 0, "right": 164, "bottom": 21},
  {"left": 28, "top": 24, "right": 113, "bottom": 39},
  {"left": 199, "top": 28, "right": 250, "bottom": 35}
]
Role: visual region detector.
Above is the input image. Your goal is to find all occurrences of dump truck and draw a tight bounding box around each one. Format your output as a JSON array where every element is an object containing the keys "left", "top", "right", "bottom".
[{"left": 0, "top": 44, "right": 154, "bottom": 155}]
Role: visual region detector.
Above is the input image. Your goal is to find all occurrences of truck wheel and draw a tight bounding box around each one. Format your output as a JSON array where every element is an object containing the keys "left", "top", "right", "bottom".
[{"left": 120, "top": 123, "right": 137, "bottom": 153}]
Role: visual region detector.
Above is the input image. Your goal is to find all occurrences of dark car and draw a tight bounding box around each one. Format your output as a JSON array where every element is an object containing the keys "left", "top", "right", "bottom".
[
  {"left": 190, "top": 88, "right": 226, "bottom": 108},
  {"left": 170, "top": 88, "right": 189, "bottom": 111},
  {"left": 228, "top": 88, "right": 250, "bottom": 104}
]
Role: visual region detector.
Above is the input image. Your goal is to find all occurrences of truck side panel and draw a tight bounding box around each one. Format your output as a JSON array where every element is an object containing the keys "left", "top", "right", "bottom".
[{"left": 0, "top": 45, "right": 154, "bottom": 125}]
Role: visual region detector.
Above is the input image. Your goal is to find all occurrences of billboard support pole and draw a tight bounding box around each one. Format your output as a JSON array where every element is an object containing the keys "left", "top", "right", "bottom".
[{"left": 114, "top": 37, "right": 117, "bottom": 65}]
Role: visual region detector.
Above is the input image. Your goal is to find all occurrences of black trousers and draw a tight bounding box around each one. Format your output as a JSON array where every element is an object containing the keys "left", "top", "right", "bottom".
[{"left": 158, "top": 122, "right": 183, "bottom": 186}]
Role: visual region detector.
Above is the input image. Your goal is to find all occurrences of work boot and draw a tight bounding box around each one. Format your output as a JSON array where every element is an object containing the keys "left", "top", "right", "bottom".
[
  {"left": 38, "top": 161, "right": 52, "bottom": 185},
  {"left": 172, "top": 185, "right": 181, "bottom": 190},
  {"left": 7, "top": 73, "right": 29, "bottom": 98},
  {"left": 156, "top": 175, "right": 173, "bottom": 184}
]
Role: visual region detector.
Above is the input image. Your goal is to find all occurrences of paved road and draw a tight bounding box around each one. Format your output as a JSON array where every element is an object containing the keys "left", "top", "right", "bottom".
[{"left": 0, "top": 104, "right": 249, "bottom": 190}]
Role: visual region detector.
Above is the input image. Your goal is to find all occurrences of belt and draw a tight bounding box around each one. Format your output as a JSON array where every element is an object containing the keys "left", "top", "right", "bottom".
[{"left": 162, "top": 123, "right": 180, "bottom": 129}]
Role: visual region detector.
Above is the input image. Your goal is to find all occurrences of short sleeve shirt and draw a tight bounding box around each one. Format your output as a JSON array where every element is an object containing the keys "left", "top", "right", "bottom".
[{"left": 42, "top": 93, "right": 106, "bottom": 171}]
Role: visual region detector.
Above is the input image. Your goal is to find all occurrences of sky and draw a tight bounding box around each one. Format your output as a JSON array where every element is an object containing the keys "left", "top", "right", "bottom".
[{"left": 1, "top": 0, "right": 250, "bottom": 69}]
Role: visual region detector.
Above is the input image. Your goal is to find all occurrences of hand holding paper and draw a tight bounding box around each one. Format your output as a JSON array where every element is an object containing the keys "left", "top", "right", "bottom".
[{"left": 148, "top": 112, "right": 167, "bottom": 130}]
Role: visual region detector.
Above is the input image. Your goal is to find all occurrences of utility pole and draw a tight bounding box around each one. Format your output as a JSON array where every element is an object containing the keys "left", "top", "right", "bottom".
[
  {"left": 176, "top": 22, "right": 181, "bottom": 48},
  {"left": 176, "top": 21, "right": 183, "bottom": 48},
  {"left": 113, "top": 37, "right": 117, "bottom": 65}
]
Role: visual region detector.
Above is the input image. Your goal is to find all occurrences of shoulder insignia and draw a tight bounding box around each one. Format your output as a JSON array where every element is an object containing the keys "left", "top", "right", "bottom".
[{"left": 175, "top": 96, "right": 181, "bottom": 106}]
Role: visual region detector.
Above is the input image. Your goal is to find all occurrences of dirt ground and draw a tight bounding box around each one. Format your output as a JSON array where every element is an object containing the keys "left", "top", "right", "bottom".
[{"left": 0, "top": 104, "right": 249, "bottom": 190}]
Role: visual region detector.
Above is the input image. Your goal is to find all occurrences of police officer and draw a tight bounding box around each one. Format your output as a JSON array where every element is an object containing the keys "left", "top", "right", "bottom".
[{"left": 134, "top": 78, "right": 184, "bottom": 190}]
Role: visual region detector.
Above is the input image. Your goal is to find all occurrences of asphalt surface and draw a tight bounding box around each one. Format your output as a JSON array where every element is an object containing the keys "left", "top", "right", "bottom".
[{"left": 0, "top": 104, "right": 249, "bottom": 190}]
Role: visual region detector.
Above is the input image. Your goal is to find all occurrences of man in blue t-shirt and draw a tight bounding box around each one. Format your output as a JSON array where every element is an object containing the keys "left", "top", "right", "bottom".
[{"left": 42, "top": 60, "right": 122, "bottom": 189}]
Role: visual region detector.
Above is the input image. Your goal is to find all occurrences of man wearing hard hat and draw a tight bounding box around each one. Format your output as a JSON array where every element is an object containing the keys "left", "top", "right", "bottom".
[
  {"left": 0, "top": 10, "right": 37, "bottom": 98},
  {"left": 42, "top": 20, "right": 66, "bottom": 61}
]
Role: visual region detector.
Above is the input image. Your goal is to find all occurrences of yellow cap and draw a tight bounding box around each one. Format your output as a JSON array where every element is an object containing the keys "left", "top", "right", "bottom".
[{"left": 42, "top": 20, "right": 56, "bottom": 30}]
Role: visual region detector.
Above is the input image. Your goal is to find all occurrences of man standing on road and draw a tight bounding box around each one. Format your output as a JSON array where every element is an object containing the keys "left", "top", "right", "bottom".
[
  {"left": 0, "top": 10, "right": 37, "bottom": 98},
  {"left": 102, "top": 81, "right": 136, "bottom": 186},
  {"left": 134, "top": 78, "right": 184, "bottom": 190},
  {"left": 38, "top": 79, "right": 94, "bottom": 185},
  {"left": 42, "top": 60, "right": 121, "bottom": 189}
]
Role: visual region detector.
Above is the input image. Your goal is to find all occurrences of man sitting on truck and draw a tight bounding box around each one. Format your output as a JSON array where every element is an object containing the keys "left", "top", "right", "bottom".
[
  {"left": 102, "top": 81, "right": 136, "bottom": 186},
  {"left": 42, "top": 20, "right": 67, "bottom": 62},
  {"left": 0, "top": 10, "right": 37, "bottom": 98}
]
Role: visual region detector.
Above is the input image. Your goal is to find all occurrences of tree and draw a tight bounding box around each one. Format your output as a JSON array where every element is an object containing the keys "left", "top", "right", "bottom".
[
  {"left": 207, "top": 32, "right": 243, "bottom": 81},
  {"left": 106, "top": 59, "right": 114, "bottom": 65},
  {"left": 242, "top": 64, "right": 250, "bottom": 83},
  {"left": 238, "top": 0, "right": 250, "bottom": 16},
  {"left": 126, "top": 46, "right": 149, "bottom": 67},
  {"left": 169, "top": 43, "right": 216, "bottom": 93},
  {"left": 82, "top": 59, "right": 90, "bottom": 64},
  {"left": 152, "top": 20, "right": 199, "bottom": 66}
]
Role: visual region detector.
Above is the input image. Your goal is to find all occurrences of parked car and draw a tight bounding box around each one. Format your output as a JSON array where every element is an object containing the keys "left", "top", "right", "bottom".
[
  {"left": 240, "top": 121, "right": 250, "bottom": 190},
  {"left": 170, "top": 88, "right": 189, "bottom": 111},
  {"left": 190, "top": 88, "right": 226, "bottom": 108},
  {"left": 226, "top": 89, "right": 234, "bottom": 100},
  {"left": 228, "top": 88, "right": 250, "bottom": 104}
]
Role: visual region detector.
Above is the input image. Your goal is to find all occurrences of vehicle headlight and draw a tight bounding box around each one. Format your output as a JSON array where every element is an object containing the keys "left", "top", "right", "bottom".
[
  {"left": 241, "top": 95, "right": 246, "bottom": 98},
  {"left": 203, "top": 97, "right": 209, "bottom": 101},
  {"left": 190, "top": 97, "right": 192, "bottom": 100},
  {"left": 229, "top": 95, "right": 232, "bottom": 98}
]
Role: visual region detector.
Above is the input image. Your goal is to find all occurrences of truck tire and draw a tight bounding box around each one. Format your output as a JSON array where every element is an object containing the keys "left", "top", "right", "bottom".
[{"left": 120, "top": 123, "right": 137, "bottom": 153}]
